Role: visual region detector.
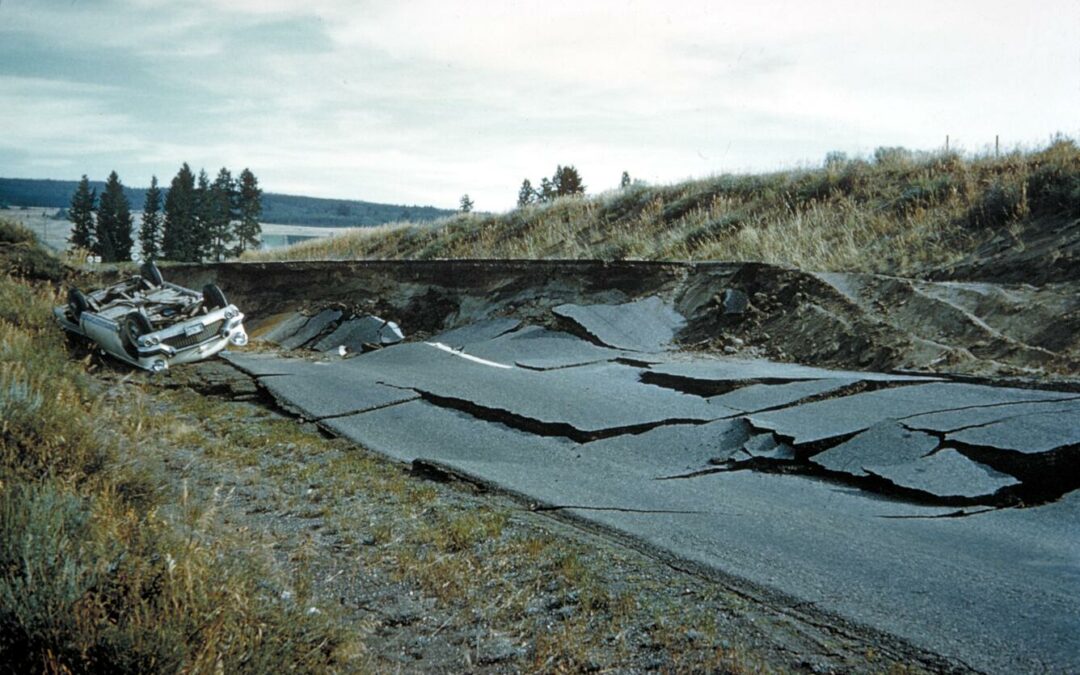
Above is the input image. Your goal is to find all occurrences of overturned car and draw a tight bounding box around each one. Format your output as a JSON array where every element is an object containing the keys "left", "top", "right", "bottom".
[{"left": 55, "top": 262, "right": 247, "bottom": 372}]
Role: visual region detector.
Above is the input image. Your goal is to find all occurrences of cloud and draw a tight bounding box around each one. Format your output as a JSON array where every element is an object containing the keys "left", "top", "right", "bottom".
[{"left": 0, "top": 0, "right": 1077, "bottom": 210}]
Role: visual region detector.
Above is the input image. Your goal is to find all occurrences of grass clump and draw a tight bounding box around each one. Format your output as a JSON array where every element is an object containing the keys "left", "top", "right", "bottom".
[{"left": 247, "top": 137, "right": 1080, "bottom": 275}]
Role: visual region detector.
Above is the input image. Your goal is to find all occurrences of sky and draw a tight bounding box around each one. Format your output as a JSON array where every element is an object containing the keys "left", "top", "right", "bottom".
[{"left": 2, "top": 0, "right": 1078, "bottom": 211}]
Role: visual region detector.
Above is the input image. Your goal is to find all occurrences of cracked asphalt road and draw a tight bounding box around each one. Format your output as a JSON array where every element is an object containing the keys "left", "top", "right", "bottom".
[{"left": 220, "top": 300, "right": 1079, "bottom": 673}]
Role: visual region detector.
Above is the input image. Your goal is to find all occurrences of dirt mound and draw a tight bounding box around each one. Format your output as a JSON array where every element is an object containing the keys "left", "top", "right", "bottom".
[{"left": 678, "top": 263, "right": 1079, "bottom": 378}]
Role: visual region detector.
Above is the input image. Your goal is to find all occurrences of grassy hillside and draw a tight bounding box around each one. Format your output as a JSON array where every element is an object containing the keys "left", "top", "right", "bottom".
[
  {"left": 245, "top": 139, "right": 1080, "bottom": 277},
  {"left": 0, "top": 177, "right": 455, "bottom": 228}
]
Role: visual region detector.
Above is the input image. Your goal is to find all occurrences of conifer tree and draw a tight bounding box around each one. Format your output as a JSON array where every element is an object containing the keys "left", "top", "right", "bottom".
[
  {"left": 517, "top": 179, "right": 535, "bottom": 208},
  {"left": 140, "top": 176, "right": 163, "bottom": 261},
  {"left": 459, "top": 194, "right": 474, "bottom": 213},
  {"left": 620, "top": 171, "right": 632, "bottom": 189},
  {"left": 95, "top": 171, "right": 134, "bottom": 262},
  {"left": 538, "top": 177, "right": 555, "bottom": 203},
  {"left": 163, "top": 163, "right": 197, "bottom": 261},
  {"left": 553, "top": 165, "right": 585, "bottom": 197},
  {"left": 67, "top": 175, "right": 96, "bottom": 252},
  {"left": 193, "top": 169, "right": 212, "bottom": 259},
  {"left": 207, "top": 167, "right": 234, "bottom": 261},
  {"left": 233, "top": 168, "right": 262, "bottom": 255}
]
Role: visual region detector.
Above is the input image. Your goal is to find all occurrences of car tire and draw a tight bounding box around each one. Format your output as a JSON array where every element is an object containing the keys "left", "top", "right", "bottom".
[
  {"left": 68, "top": 288, "right": 91, "bottom": 320},
  {"left": 140, "top": 261, "right": 164, "bottom": 287},
  {"left": 202, "top": 284, "right": 228, "bottom": 310},
  {"left": 123, "top": 311, "right": 154, "bottom": 355}
]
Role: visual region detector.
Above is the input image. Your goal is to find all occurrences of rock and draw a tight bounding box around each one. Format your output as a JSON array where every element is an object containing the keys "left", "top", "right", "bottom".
[{"left": 721, "top": 288, "right": 749, "bottom": 315}]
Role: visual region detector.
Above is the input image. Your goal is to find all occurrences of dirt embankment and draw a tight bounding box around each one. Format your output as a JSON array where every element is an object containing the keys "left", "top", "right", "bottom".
[{"left": 143, "top": 259, "right": 1079, "bottom": 383}]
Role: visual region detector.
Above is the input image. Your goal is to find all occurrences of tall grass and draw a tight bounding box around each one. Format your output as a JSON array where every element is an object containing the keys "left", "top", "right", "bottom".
[
  {"left": 0, "top": 231, "right": 344, "bottom": 672},
  {"left": 245, "top": 138, "right": 1080, "bottom": 274}
]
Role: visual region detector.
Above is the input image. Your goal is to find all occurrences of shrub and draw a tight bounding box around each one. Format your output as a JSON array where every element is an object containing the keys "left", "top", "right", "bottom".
[
  {"left": 966, "top": 179, "right": 1025, "bottom": 229},
  {"left": 1026, "top": 140, "right": 1080, "bottom": 218},
  {"left": 873, "top": 146, "right": 914, "bottom": 166},
  {"left": 894, "top": 174, "right": 956, "bottom": 213}
]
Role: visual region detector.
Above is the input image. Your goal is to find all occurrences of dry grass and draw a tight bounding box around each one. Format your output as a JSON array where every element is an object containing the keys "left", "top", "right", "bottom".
[
  {"left": 0, "top": 236, "right": 347, "bottom": 673},
  {"left": 245, "top": 138, "right": 1080, "bottom": 275}
]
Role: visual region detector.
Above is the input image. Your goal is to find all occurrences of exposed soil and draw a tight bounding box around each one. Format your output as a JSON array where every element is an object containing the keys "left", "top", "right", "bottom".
[{"left": 133, "top": 258, "right": 1079, "bottom": 383}]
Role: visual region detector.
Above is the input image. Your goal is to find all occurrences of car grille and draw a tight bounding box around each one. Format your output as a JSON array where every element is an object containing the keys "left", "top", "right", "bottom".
[{"left": 163, "top": 320, "right": 224, "bottom": 349}]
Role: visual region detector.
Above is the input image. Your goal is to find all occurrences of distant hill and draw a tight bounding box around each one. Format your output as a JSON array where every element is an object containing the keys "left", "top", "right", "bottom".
[{"left": 0, "top": 177, "right": 455, "bottom": 228}]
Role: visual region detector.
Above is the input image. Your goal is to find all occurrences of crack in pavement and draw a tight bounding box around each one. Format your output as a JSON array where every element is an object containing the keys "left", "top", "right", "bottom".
[
  {"left": 892, "top": 395, "right": 1080, "bottom": 423},
  {"left": 877, "top": 507, "right": 999, "bottom": 520},
  {"left": 409, "top": 388, "right": 720, "bottom": 443},
  {"left": 531, "top": 504, "right": 705, "bottom": 515}
]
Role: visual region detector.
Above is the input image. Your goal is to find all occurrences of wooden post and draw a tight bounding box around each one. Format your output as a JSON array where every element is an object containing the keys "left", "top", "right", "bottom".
[
  {"left": 945, "top": 135, "right": 950, "bottom": 152},
  {"left": 995, "top": 135, "right": 1000, "bottom": 157}
]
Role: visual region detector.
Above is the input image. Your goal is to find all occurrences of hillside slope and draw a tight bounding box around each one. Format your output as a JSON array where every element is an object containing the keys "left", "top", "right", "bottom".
[
  {"left": 0, "top": 177, "right": 455, "bottom": 228},
  {"left": 245, "top": 140, "right": 1080, "bottom": 282}
]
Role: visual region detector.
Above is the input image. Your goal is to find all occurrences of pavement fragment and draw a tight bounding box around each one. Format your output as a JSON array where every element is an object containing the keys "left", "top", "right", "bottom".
[
  {"left": 947, "top": 410, "right": 1080, "bottom": 455},
  {"left": 749, "top": 382, "right": 1076, "bottom": 446},
  {"left": 463, "top": 325, "right": 625, "bottom": 370},
  {"left": 280, "top": 309, "right": 343, "bottom": 350},
  {"left": 259, "top": 312, "right": 309, "bottom": 344},
  {"left": 810, "top": 423, "right": 940, "bottom": 477},
  {"left": 864, "top": 448, "right": 1020, "bottom": 499},
  {"left": 429, "top": 317, "right": 522, "bottom": 348},
  {"left": 313, "top": 315, "right": 404, "bottom": 353},
  {"left": 553, "top": 296, "right": 685, "bottom": 352}
]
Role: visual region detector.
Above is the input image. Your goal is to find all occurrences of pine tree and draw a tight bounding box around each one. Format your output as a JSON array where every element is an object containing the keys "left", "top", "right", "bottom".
[
  {"left": 553, "top": 165, "right": 585, "bottom": 197},
  {"left": 193, "top": 169, "right": 212, "bottom": 260},
  {"left": 95, "top": 171, "right": 134, "bottom": 262},
  {"left": 459, "top": 194, "right": 474, "bottom": 213},
  {"left": 233, "top": 168, "right": 262, "bottom": 255},
  {"left": 163, "top": 163, "right": 197, "bottom": 261},
  {"left": 538, "top": 177, "right": 555, "bottom": 203},
  {"left": 517, "top": 179, "right": 535, "bottom": 208},
  {"left": 67, "top": 175, "right": 96, "bottom": 252},
  {"left": 206, "top": 168, "right": 234, "bottom": 262},
  {"left": 620, "top": 171, "right": 632, "bottom": 189},
  {"left": 140, "top": 176, "right": 163, "bottom": 261}
]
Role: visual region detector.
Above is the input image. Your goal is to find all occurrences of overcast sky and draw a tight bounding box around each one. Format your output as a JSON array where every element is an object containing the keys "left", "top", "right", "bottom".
[{"left": 2, "top": 1, "right": 1078, "bottom": 211}]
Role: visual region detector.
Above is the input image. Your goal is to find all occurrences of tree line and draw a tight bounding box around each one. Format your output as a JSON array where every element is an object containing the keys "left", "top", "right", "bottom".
[{"left": 68, "top": 164, "right": 262, "bottom": 262}]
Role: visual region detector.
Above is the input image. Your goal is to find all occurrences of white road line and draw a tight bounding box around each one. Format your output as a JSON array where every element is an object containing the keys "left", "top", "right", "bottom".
[{"left": 425, "top": 342, "right": 514, "bottom": 369}]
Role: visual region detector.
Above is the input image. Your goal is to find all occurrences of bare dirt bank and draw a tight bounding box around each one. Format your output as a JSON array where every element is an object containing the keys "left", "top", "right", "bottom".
[{"left": 139, "top": 259, "right": 1078, "bottom": 382}]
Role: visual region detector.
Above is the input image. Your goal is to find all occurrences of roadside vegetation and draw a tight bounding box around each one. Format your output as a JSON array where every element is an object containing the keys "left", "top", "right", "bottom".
[
  {"left": 245, "top": 138, "right": 1080, "bottom": 276},
  {"left": 0, "top": 219, "right": 345, "bottom": 672}
]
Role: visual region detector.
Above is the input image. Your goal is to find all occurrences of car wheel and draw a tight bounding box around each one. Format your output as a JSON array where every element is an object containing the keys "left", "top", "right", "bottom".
[
  {"left": 68, "top": 288, "right": 91, "bottom": 320},
  {"left": 123, "top": 311, "right": 154, "bottom": 355},
  {"left": 140, "top": 261, "right": 164, "bottom": 287},
  {"left": 202, "top": 284, "right": 228, "bottom": 310}
]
